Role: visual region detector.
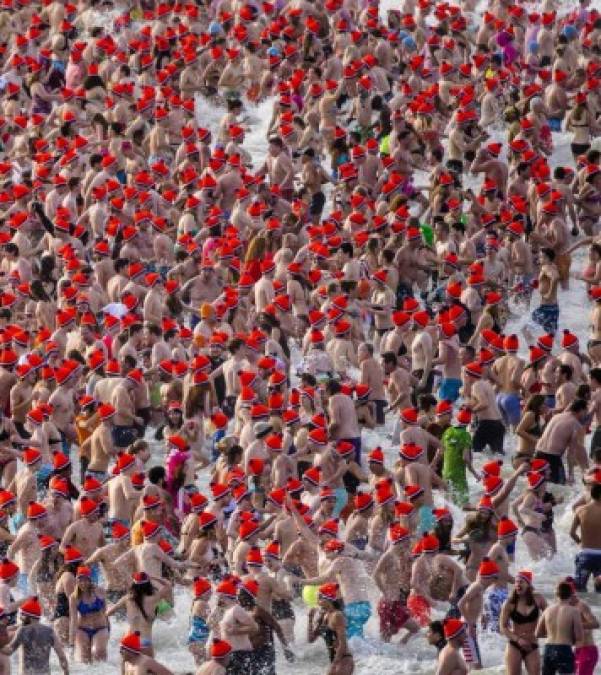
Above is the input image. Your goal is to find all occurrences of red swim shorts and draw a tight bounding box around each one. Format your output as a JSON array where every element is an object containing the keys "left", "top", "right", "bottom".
[
  {"left": 377, "top": 598, "right": 410, "bottom": 639},
  {"left": 407, "top": 593, "right": 431, "bottom": 627}
]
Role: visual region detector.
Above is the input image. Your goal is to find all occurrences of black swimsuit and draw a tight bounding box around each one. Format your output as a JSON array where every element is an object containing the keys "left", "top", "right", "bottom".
[{"left": 54, "top": 592, "right": 69, "bottom": 619}]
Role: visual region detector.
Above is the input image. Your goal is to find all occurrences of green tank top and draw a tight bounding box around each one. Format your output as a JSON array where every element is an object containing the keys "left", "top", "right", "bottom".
[
  {"left": 420, "top": 223, "right": 433, "bottom": 246},
  {"left": 379, "top": 134, "right": 390, "bottom": 155},
  {"left": 441, "top": 426, "right": 471, "bottom": 479}
]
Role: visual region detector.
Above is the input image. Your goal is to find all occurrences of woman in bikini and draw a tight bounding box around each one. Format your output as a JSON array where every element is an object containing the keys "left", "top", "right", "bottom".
[
  {"left": 53, "top": 546, "right": 81, "bottom": 644},
  {"left": 514, "top": 395, "right": 548, "bottom": 468},
  {"left": 106, "top": 571, "right": 172, "bottom": 656},
  {"left": 500, "top": 571, "right": 547, "bottom": 675},
  {"left": 68, "top": 565, "right": 109, "bottom": 663},
  {"left": 565, "top": 94, "right": 596, "bottom": 163}
]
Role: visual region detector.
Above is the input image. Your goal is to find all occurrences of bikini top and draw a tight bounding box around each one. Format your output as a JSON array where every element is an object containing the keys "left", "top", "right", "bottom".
[
  {"left": 77, "top": 596, "right": 105, "bottom": 616},
  {"left": 510, "top": 604, "right": 539, "bottom": 625}
]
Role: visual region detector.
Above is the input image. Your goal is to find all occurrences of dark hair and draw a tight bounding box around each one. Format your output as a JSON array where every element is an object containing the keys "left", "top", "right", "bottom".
[
  {"left": 130, "top": 579, "right": 154, "bottom": 620},
  {"left": 326, "top": 380, "right": 341, "bottom": 395},
  {"left": 591, "top": 483, "right": 601, "bottom": 501},
  {"left": 569, "top": 399, "right": 588, "bottom": 414},
  {"left": 381, "top": 351, "right": 397, "bottom": 366},
  {"left": 526, "top": 394, "right": 546, "bottom": 414},
  {"left": 541, "top": 247, "right": 555, "bottom": 262},
  {"left": 148, "top": 466, "right": 166, "bottom": 484},
  {"left": 429, "top": 620, "right": 444, "bottom": 637},
  {"left": 590, "top": 368, "right": 601, "bottom": 384},
  {"left": 340, "top": 243, "right": 353, "bottom": 257},
  {"left": 418, "top": 394, "right": 437, "bottom": 411},
  {"left": 556, "top": 582, "right": 573, "bottom": 600},
  {"left": 228, "top": 338, "right": 244, "bottom": 354},
  {"left": 509, "top": 585, "right": 535, "bottom": 608},
  {"left": 559, "top": 364, "right": 573, "bottom": 380}
]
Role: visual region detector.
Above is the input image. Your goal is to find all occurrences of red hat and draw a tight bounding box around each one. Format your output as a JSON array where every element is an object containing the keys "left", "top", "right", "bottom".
[
  {"left": 23, "top": 448, "right": 42, "bottom": 466},
  {"left": 79, "top": 496, "right": 99, "bottom": 517},
  {"left": 433, "top": 507, "right": 451, "bottom": 522},
  {"left": 49, "top": 477, "right": 70, "bottom": 498},
  {"left": 368, "top": 447, "right": 384, "bottom": 464},
  {"left": 456, "top": 407, "right": 472, "bottom": 426},
  {"left": 245, "top": 547, "right": 263, "bottom": 568},
  {"left": 399, "top": 407, "right": 418, "bottom": 425},
  {"left": 420, "top": 532, "right": 440, "bottom": 553},
  {"left": 537, "top": 334, "right": 554, "bottom": 352},
  {"left": 27, "top": 501, "right": 47, "bottom": 520},
  {"left": 443, "top": 618, "right": 466, "bottom": 640},
  {"left": 98, "top": 403, "right": 116, "bottom": 421},
  {"left": 404, "top": 484, "right": 424, "bottom": 501},
  {"left": 318, "top": 518, "right": 339, "bottom": 536},
  {"left": 483, "top": 475, "right": 503, "bottom": 496},
  {"left": 318, "top": 582, "right": 339, "bottom": 602},
  {"left": 399, "top": 442, "right": 423, "bottom": 462},
  {"left": 354, "top": 491, "right": 374, "bottom": 512},
  {"left": 38, "top": 535, "right": 57, "bottom": 551},
  {"left": 527, "top": 471, "right": 545, "bottom": 490},
  {"left": 517, "top": 570, "right": 533, "bottom": 585},
  {"left": 116, "top": 453, "right": 136, "bottom": 473},
  {"left": 478, "top": 557, "right": 499, "bottom": 578},
  {"left": 216, "top": 579, "right": 238, "bottom": 599},
  {"left": 76, "top": 565, "right": 92, "bottom": 579},
  {"left": 52, "top": 451, "right": 70, "bottom": 472},
  {"left": 198, "top": 511, "right": 218, "bottom": 530},
  {"left": 497, "top": 516, "right": 518, "bottom": 539},
  {"left": 111, "top": 522, "right": 130, "bottom": 541},
  {"left": 389, "top": 523, "right": 410, "bottom": 544},
  {"left": 193, "top": 577, "right": 212, "bottom": 598},
  {"left": 435, "top": 400, "right": 453, "bottom": 417},
  {"left": 561, "top": 330, "right": 578, "bottom": 349},
  {"left": 504, "top": 334, "right": 519, "bottom": 352},
  {"left": 0, "top": 491, "right": 15, "bottom": 508},
  {"left": 19, "top": 596, "right": 42, "bottom": 618},
  {"left": 239, "top": 519, "right": 260, "bottom": 540},
  {"left": 464, "top": 361, "right": 483, "bottom": 379},
  {"left": 141, "top": 520, "right": 161, "bottom": 539},
  {"left": 0, "top": 559, "right": 19, "bottom": 580},
  {"left": 482, "top": 460, "right": 502, "bottom": 477}
]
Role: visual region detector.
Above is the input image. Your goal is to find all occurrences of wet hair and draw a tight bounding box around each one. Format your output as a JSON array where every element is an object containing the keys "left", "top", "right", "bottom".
[
  {"left": 556, "top": 582, "right": 573, "bottom": 600},
  {"left": 429, "top": 620, "right": 444, "bottom": 638},
  {"left": 340, "top": 242, "right": 353, "bottom": 257},
  {"left": 148, "top": 466, "right": 166, "bottom": 484},
  {"left": 381, "top": 249, "right": 394, "bottom": 264},
  {"left": 228, "top": 338, "right": 244, "bottom": 354},
  {"left": 559, "top": 364, "right": 573, "bottom": 381},
  {"left": 509, "top": 584, "right": 535, "bottom": 607},
  {"left": 114, "top": 258, "right": 129, "bottom": 273},
  {"left": 130, "top": 579, "right": 154, "bottom": 620},
  {"left": 590, "top": 368, "right": 601, "bottom": 384},
  {"left": 326, "top": 380, "right": 341, "bottom": 395},
  {"left": 569, "top": 399, "right": 588, "bottom": 414},
  {"left": 418, "top": 394, "right": 437, "bottom": 411},
  {"left": 541, "top": 247, "right": 555, "bottom": 262},
  {"left": 525, "top": 394, "right": 546, "bottom": 414}
]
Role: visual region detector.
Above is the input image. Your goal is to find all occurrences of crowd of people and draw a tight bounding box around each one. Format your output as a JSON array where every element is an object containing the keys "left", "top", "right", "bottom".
[{"left": 0, "top": 0, "right": 598, "bottom": 672}]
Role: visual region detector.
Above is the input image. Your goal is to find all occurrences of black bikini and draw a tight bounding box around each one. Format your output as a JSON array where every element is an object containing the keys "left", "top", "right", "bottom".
[{"left": 509, "top": 604, "right": 540, "bottom": 657}]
